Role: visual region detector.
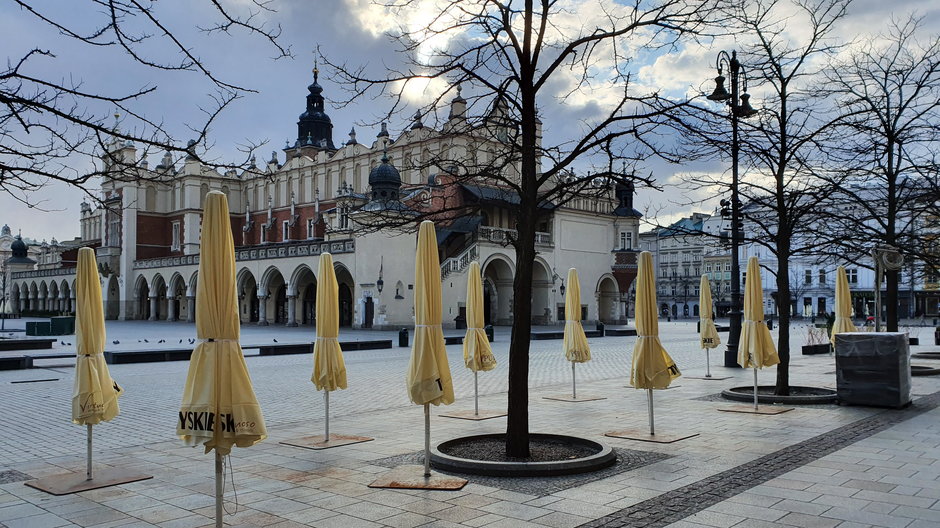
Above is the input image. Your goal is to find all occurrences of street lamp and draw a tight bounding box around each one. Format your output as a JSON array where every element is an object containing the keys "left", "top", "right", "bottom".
[{"left": 708, "top": 50, "right": 758, "bottom": 367}]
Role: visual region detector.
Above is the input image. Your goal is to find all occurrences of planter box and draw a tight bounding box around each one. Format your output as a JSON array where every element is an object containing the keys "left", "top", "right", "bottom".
[{"left": 802, "top": 344, "right": 830, "bottom": 355}]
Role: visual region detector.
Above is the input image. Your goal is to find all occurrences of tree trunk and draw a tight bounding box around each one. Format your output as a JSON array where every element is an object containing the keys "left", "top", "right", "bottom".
[
  {"left": 505, "top": 226, "right": 535, "bottom": 458},
  {"left": 775, "top": 253, "right": 791, "bottom": 396},
  {"left": 886, "top": 269, "right": 899, "bottom": 331}
]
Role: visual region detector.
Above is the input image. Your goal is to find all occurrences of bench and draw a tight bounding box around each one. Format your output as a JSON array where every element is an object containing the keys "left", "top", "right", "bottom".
[
  {"left": 104, "top": 349, "right": 193, "bottom": 364},
  {"left": 605, "top": 328, "right": 637, "bottom": 336},
  {"left": 257, "top": 339, "right": 394, "bottom": 355},
  {"left": 0, "top": 356, "right": 32, "bottom": 370},
  {"left": 0, "top": 338, "right": 56, "bottom": 351}
]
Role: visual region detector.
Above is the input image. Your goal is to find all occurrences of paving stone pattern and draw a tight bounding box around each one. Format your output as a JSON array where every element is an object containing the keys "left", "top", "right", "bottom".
[
  {"left": 371, "top": 448, "right": 671, "bottom": 496},
  {"left": 0, "top": 472, "right": 31, "bottom": 485},
  {"left": 580, "top": 390, "right": 940, "bottom": 528}
]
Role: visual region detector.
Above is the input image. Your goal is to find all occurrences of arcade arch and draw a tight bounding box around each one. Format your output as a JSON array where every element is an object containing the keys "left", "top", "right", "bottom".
[
  {"left": 597, "top": 275, "right": 620, "bottom": 324},
  {"left": 482, "top": 254, "right": 514, "bottom": 325}
]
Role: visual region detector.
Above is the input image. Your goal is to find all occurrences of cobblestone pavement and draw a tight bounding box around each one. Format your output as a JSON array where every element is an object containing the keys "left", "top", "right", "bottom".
[{"left": 0, "top": 321, "right": 938, "bottom": 527}]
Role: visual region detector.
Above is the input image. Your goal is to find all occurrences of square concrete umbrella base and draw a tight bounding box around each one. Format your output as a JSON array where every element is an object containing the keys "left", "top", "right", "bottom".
[
  {"left": 717, "top": 405, "right": 794, "bottom": 415},
  {"left": 281, "top": 434, "right": 374, "bottom": 450},
  {"left": 25, "top": 468, "right": 152, "bottom": 495},
  {"left": 368, "top": 465, "right": 468, "bottom": 490},
  {"left": 439, "top": 409, "right": 507, "bottom": 421},
  {"left": 684, "top": 376, "right": 732, "bottom": 380},
  {"left": 542, "top": 395, "right": 607, "bottom": 402},
  {"left": 605, "top": 429, "right": 700, "bottom": 444}
]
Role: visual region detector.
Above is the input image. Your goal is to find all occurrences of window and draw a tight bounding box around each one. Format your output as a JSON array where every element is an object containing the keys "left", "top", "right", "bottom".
[
  {"left": 282, "top": 220, "right": 290, "bottom": 241},
  {"left": 307, "top": 218, "right": 316, "bottom": 239},
  {"left": 705, "top": 264, "right": 712, "bottom": 273},
  {"left": 171, "top": 221, "right": 181, "bottom": 251},
  {"left": 847, "top": 268, "right": 858, "bottom": 284},
  {"left": 818, "top": 269, "right": 826, "bottom": 284},
  {"left": 339, "top": 206, "right": 350, "bottom": 229},
  {"left": 724, "top": 263, "right": 731, "bottom": 271},
  {"left": 805, "top": 270, "right": 812, "bottom": 285},
  {"left": 618, "top": 232, "right": 632, "bottom": 249}
]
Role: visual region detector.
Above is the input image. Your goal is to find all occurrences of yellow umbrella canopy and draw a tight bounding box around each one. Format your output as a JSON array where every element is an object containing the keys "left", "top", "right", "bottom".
[
  {"left": 72, "top": 247, "right": 122, "bottom": 425},
  {"left": 631, "top": 251, "right": 680, "bottom": 389},
  {"left": 699, "top": 274, "right": 721, "bottom": 349},
  {"left": 463, "top": 261, "right": 495, "bottom": 372},
  {"left": 563, "top": 268, "right": 591, "bottom": 363},
  {"left": 407, "top": 221, "right": 454, "bottom": 406},
  {"left": 737, "top": 257, "right": 780, "bottom": 369},
  {"left": 178, "top": 191, "right": 266, "bottom": 455},
  {"left": 831, "top": 265, "right": 858, "bottom": 345},
  {"left": 312, "top": 252, "right": 348, "bottom": 390}
]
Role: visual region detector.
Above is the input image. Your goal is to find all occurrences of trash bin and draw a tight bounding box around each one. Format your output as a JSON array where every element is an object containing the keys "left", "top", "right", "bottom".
[
  {"left": 26, "top": 321, "right": 51, "bottom": 336},
  {"left": 399, "top": 328, "right": 409, "bottom": 348},
  {"left": 935, "top": 327, "right": 940, "bottom": 346},
  {"left": 454, "top": 314, "right": 467, "bottom": 330},
  {"left": 484, "top": 325, "right": 494, "bottom": 343},
  {"left": 50, "top": 316, "right": 75, "bottom": 336},
  {"left": 596, "top": 321, "right": 605, "bottom": 337}
]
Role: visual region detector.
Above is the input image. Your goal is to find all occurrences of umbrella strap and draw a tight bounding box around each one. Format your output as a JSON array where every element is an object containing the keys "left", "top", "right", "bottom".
[
  {"left": 468, "top": 327, "right": 484, "bottom": 330},
  {"left": 316, "top": 337, "right": 339, "bottom": 341},
  {"left": 221, "top": 454, "right": 239, "bottom": 516}
]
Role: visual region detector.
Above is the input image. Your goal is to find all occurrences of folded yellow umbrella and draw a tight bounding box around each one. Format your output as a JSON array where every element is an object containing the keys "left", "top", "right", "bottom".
[
  {"left": 313, "top": 252, "right": 347, "bottom": 391},
  {"left": 831, "top": 266, "right": 858, "bottom": 345},
  {"left": 631, "top": 252, "right": 681, "bottom": 390},
  {"left": 407, "top": 220, "right": 454, "bottom": 406},
  {"left": 699, "top": 275, "right": 721, "bottom": 350},
  {"left": 178, "top": 191, "right": 266, "bottom": 455},
  {"left": 463, "top": 261, "right": 495, "bottom": 372},
  {"left": 73, "top": 247, "right": 122, "bottom": 426},
  {"left": 737, "top": 256, "right": 779, "bottom": 369},
  {"left": 563, "top": 268, "right": 591, "bottom": 363}
]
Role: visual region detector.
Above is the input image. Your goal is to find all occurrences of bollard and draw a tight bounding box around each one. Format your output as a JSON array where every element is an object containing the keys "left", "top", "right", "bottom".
[
  {"left": 484, "top": 325, "right": 494, "bottom": 342},
  {"left": 399, "top": 328, "right": 409, "bottom": 348},
  {"left": 596, "top": 321, "right": 605, "bottom": 337},
  {"left": 935, "top": 327, "right": 939, "bottom": 346}
]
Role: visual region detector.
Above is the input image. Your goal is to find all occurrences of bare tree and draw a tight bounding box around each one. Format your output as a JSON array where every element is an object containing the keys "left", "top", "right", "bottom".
[
  {"left": 1, "top": 1, "right": 290, "bottom": 207},
  {"left": 676, "top": 0, "right": 851, "bottom": 395},
  {"left": 821, "top": 16, "right": 940, "bottom": 331},
  {"left": 325, "top": 0, "right": 726, "bottom": 457}
]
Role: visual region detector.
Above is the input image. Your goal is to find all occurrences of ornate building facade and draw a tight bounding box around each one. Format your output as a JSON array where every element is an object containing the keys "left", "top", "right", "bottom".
[{"left": 8, "top": 71, "right": 642, "bottom": 328}]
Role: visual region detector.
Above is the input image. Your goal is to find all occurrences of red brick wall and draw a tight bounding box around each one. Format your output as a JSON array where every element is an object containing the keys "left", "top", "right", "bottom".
[{"left": 136, "top": 214, "right": 171, "bottom": 260}]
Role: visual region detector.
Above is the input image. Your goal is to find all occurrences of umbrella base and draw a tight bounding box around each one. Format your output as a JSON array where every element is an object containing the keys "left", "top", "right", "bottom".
[
  {"left": 717, "top": 404, "right": 793, "bottom": 415},
  {"left": 604, "top": 429, "right": 699, "bottom": 444},
  {"left": 439, "top": 409, "right": 507, "bottom": 421},
  {"left": 542, "top": 394, "right": 606, "bottom": 402},
  {"left": 368, "top": 465, "right": 467, "bottom": 490},
  {"left": 281, "top": 434, "right": 374, "bottom": 450},
  {"left": 25, "top": 468, "right": 152, "bottom": 496},
  {"left": 684, "top": 375, "right": 732, "bottom": 380}
]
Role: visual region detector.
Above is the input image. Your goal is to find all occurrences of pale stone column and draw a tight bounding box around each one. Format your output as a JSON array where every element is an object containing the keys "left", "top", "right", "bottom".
[
  {"left": 257, "top": 294, "right": 269, "bottom": 326},
  {"left": 30, "top": 295, "right": 37, "bottom": 311},
  {"left": 187, "top": 296, "right": 196, "bottom": 323},
  {"left": 69, "top": 295, "right": 76, "bottom": 314},
  {"left": 149, "top": 296, "right": 158, "bottom": 321},
  {"left": 286, "top": 295, "right": 297, "bottom": 327},
  {"left": 167, "top": 296, "right": 177, "bottom": 322}
]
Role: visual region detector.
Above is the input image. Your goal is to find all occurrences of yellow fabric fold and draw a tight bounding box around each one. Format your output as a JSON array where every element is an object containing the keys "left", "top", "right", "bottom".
[
  {"left": 312, "top": 252, "right": 348, "bottom": 391},
  {"left": 631, "top": 251, "right": 680, "bottom": 389},
  {"left": 463, "top": 261, "right": 495, "bottom": 372},
  {"left": 699, "top": 274, "right": 721, "bottom": 349},
  {"left": 178, "top": 191, "right": 266, "bottom": 455},
  {"left": 72, "top": 247, "right": 122, "bottom": 425},
  {"left": 738, "top": 257, "right": 780, "bottom": 369},
  {"left": 831, "top": 265, "right": 858, "bottom": 345},
  {"left": 563, "top": 268, "right": 591, "bottom": 363},
  {"left": 406, "top": 221, "right": 454, "bottom": 406}
]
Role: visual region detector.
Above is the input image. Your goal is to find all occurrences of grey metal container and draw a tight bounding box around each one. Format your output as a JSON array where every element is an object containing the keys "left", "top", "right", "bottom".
[{"left": 835, "top": 332, "right": 911, "bottom": 408}]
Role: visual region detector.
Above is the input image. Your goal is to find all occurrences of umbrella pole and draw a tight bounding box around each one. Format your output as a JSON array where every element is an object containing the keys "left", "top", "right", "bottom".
[
  {"left": 572, "top": 362, "right": 577, "bottom": 400},
  {"left": 753, "top": 367, "right": 759, "bottom": 410},
  {"left": 423, "top": 403, "right": 431, "bottom": 478},
  {"left": 86, "top": 424, "right": 92, "bottom": 481},
  {"left": 324, "top": 390, "right": 330, "bottom": 441},
  {"left": 705, "top": 348, "right": 711, "bottom": 378},
  {"left": 473, "top": 371, "right": 479, "bottom": 416},
  {"left": 214, "top": 452, "right": 223, "bottom": 528},
  {"left": 647, "top": 389, "right": 655, "bottom": 436}
]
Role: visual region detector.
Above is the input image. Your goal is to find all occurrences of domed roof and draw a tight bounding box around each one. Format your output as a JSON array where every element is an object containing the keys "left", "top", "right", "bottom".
[
  {"left": 369, "top": 154, "right": 401, "bottom": 187},
  {"left": 1, "top": 224, "right": 10, "bottom": 237},
  {"left": 10, "top": 235, "right": 27, "bottom": 257}
]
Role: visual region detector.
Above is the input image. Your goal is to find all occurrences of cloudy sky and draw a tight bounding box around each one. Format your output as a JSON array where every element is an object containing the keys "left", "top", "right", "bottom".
[{"left": 1, "top": 0, "right": 936, "bottom": 243}]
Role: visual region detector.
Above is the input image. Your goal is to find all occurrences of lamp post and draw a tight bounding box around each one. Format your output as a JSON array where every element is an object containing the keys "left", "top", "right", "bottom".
[{"left": 708, "top": 50, "right": 758, "bottom": 367}]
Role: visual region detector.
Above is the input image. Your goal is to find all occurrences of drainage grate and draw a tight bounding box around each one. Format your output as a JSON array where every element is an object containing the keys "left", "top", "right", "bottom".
[
  {"left": 0, "top": 470, "right": 33, "bottom": 484},
  {"left": 579, "top": 390, "right": 940, "bottom": 528},
  {"left": 370, "top": 448, "right": 670, "bottom": 496}
]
